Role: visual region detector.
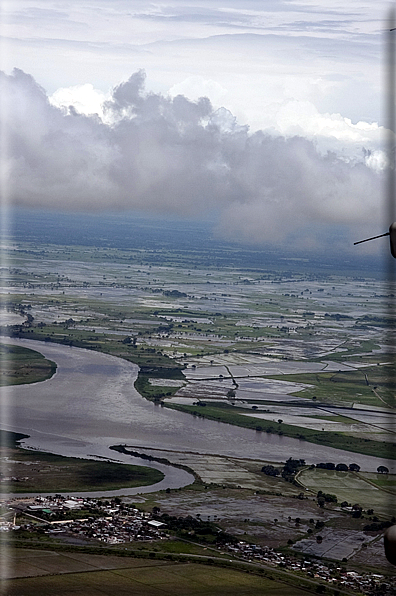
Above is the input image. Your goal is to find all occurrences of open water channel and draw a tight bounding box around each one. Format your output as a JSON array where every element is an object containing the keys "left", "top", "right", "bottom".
[{"left": 1, "top": 339, "right": 395, "bottom": 497}]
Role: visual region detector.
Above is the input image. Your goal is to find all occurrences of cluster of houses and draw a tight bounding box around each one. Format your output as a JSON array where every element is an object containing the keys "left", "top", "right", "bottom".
[
  {"left": 0, "top": 519, "right": 20, "bottom": 532},
  {"left": 1, "top": 495, "right": 395, "bottom": 593},
  {"left": 223, "top": 540, "right": 395, "bottom": 594},
  {"left": 4, "top": 495, "right": 167, "bottom": 544},
  {"left": 46, "top": 514, "right": 167, "bottom": 544}
]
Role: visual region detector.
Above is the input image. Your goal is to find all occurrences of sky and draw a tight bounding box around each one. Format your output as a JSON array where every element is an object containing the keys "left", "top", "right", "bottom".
[{"left": 0, "top": 0, "right": 393, "bottom": 252}]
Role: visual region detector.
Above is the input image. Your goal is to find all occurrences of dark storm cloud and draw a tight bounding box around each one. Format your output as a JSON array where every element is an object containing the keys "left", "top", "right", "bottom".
[{"left": 0, "top": 68, "right": 381, "bottom": 248}]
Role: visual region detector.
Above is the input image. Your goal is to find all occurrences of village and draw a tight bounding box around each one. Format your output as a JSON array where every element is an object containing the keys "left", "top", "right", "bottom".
[{"left": 1, "top": 494, "right": 395, "bottom": 595}]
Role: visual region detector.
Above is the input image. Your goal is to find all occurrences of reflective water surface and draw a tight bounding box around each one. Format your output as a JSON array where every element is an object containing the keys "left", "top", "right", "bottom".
[{"left": 1, "top": 339, "right": 394, "bottom": 479}]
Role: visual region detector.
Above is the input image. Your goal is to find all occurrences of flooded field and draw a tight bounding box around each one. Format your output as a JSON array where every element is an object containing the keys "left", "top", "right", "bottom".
[
  {"left": 292, "top": 528, "right": 374, "bottom": 561},
  {"left": 152, "top": 486, "right": 341, "bottom": 548},
  {"left": 2, "top": 236, "right": 396, "bottom": 465},
  {"left": 1, "top": 216, "right": 396, "bottom": 571},
  {"left": 299, "top": 468, "right": 395, "bottom": 518},
  {"left": 3, "top": 338, "right": 392, "bottom": 473}
]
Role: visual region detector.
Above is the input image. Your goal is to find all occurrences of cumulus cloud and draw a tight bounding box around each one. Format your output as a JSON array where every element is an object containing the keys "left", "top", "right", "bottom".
[
  {"left": 169, "top": 76, "right": 228, "bottom": 107},
  {"left": 262, "top": 99, "right": 385, "bottom": 161},
  {"left": 50, "top": 84, "right": 109, "bottom": 119},
  {"left": 0, "top": 68, "right": 384, "bottom": 250}
]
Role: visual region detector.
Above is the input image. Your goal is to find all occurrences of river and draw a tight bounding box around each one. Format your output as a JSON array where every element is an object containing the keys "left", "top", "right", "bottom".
[{"left": 1, "top": 338, "right": 395, "bottom": 498}]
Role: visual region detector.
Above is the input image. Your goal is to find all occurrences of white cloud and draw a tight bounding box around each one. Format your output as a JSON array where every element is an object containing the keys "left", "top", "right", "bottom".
[
  {"left": 51, "top": 77, "right": 385, "bottom": 167},
  {"left": 0, "top": 68, "right": 384, "bottom": 252},
  {"left": 364, "top": 149, "right": 388, "bottom": 173},
  {"left": 0, "top": 0, "right": 386, "bottom": 130},
  {"left": 259, "top": 99, "right": 384, "bottom": 162},
  {"left": 169, "top": 76, "right": 228, "bottom": 108},
  {"left": 49, "top": 84, "right": 110, "bottom": 119},
  {"left": 0, "top": 1, "right": 390, "bottom": 256}
]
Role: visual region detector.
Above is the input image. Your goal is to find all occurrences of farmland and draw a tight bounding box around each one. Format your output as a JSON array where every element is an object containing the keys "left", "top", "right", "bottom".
[
  {"left": 1, "top": 213, "right": 396, "bottom": 585},
  {"left": 298, "top": 468, "right": 396, "bottom": 518},
  {"left": 3, "top": 224, "right": 396, "bottom": 460},
  {"left": 0, "top": 552, "right": 312, "bottom": 596}
]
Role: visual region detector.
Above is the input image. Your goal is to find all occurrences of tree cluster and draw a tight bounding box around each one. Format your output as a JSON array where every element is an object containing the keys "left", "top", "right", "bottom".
[
  {"left": 261, "top": 464, "right": 280, "bottom": 477},
  {"left": 315, "top": 462, "right": 360, "bottom": 472},
  {"left": 261, "top": 457, "right": 306, "bottom": 481},
  {"left": 157, "top": 513, "right": 236, "bottom": 545},
  {"left": 317, "top": 490, "right": 337, "bottom": 507},
  {"left": 282, "top": 457, "right": 305, "bottom": 480},
  {"left": 364, "top": 519, "right": 393, "bottom": 532}
]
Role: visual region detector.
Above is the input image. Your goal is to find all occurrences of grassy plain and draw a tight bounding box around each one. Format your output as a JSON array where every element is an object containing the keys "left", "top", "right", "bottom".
[
  {"left": 0, "top": 344, "right": 56, "bottom": 386},
  {"left": 298, "top": 468, "right": 395, "bottom": 518},
  {"left": 0, "top": 548, "right": 325, "bottom": 596},
  {"left": 360, "top": 473, "right": 396, "bottom": 493},
  {"left": 270, "top": 367, "right": 394, "bottom": 407},
  {"left": 1, "top": 445, "right": 164, "bottom": 493}
]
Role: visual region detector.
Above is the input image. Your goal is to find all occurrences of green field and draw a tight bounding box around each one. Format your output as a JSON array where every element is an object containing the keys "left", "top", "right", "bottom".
[
  {"left": 298, "top": 468, "right": 396, "bottom": 518},
  {"left": 363, "top": 473, "right": 396, "bottom": 494},
  {"left": 1, "top": 446, "right": 164, "bottom": 493},
  {"left": 0, "top": 344, "right": 56, "bottom": 386},
  {"left": 269, "top": 367, "right": 395, "bottom": 408},
  {"left": 0, "top": 550, "right": 320, "bottom": 596}
]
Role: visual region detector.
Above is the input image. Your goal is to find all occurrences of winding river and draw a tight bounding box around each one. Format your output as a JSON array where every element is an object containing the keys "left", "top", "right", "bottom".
[{"left": 1, "top": 338, "right": 395, "bottom": 497}]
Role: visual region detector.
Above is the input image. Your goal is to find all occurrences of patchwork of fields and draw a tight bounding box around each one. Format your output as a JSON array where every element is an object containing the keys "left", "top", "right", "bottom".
[
  {"left": 2, "top": 552, "right": 309, "bottom": 596},
  {"left": 1, "top": 228, "right": 396, "bottom": 588},
  {"left": 4, "top": 238, "right": 396, "bottom": 456}
]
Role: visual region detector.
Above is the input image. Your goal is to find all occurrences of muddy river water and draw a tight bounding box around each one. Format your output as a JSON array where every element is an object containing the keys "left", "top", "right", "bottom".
[{"left": 1, "top": 339, "right": 395, "bottom": 496}]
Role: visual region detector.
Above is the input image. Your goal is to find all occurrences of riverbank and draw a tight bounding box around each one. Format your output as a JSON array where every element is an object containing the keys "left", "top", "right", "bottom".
[
  {"left": 1, "top": 337, "right": 395, "bottom": 474},
  {"left": 1, "top": 440, "right": 164, "bottom": 494},
  {"left": 6, "top": 328, "right": 395, "bottom": 461},
  {"left": 0, "top": 344, "right": 56, "bottom": 386},
  {"left": 165, "top": 401, "right": 396, "bottom": 460}
]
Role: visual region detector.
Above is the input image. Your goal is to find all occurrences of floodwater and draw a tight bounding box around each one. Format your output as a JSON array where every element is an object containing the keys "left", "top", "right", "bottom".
[
  {"left": 0, "top": 312, "right": 24, "bottom": 325},
  {"left": 1, "top": 339, "right": 395, "bottom": 478}
]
